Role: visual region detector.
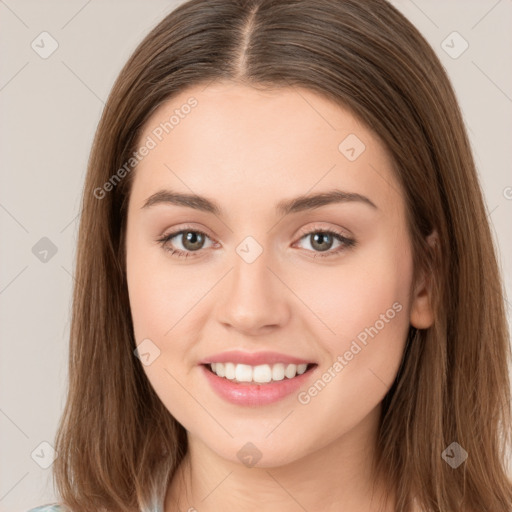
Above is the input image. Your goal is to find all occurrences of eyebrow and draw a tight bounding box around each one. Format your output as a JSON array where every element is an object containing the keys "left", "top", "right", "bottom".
[{"left": 141, "top": 188, "right": 378, "bottom": 216}]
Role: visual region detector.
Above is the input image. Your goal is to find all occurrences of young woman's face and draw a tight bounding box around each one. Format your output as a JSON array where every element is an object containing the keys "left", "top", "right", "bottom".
[{"left": 125, "top": 81, "right": 432, "bottom": 467}]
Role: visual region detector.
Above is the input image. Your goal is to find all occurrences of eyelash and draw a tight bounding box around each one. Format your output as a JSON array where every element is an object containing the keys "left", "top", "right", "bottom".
[{"left": 156, "top": 224, "right": 356, "bottom": 260}]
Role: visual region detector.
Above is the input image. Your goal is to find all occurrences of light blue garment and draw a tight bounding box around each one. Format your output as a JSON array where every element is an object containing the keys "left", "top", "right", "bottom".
[
  {"left": 27, "top": 507, "right": 63, "bottom": 512},
  {"left": 27, "top": 502, "right": 163, "bottom": 512}
]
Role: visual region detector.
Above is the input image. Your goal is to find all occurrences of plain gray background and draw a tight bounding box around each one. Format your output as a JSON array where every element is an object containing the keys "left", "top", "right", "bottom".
[{"left": 1, "top": 1, "right": 511, "bottom": 511}]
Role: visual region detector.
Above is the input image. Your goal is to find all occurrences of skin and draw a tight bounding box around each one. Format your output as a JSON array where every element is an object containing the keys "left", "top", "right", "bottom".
[{"left": 125, "top": 80, "right": 434, "bottom": 512}]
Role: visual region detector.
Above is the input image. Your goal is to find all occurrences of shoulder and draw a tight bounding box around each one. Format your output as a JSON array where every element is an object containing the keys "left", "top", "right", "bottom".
[{"left": 26, "top": 505, "right": 64, "bottom": 512}]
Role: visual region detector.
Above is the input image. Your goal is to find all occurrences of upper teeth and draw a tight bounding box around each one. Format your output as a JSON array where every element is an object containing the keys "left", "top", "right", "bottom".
[{"left": 210, "top": 362, "right": 308, "bottom": 383}]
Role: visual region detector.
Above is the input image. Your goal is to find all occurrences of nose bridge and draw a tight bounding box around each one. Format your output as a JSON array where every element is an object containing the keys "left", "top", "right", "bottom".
[
  {"left": 216, "top": 235, "right": 290, "bottom": 332},
  {"left": 232, "top": 239, "right": 272, "bottom": 297}
]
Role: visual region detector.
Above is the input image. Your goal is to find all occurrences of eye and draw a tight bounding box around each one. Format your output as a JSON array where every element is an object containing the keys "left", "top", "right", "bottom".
[
  {"left": 294, "top": 226, "right": 356, "bottom": 258},
  {"left": 156, "top": 226, "right": 216, "bottom": 259},
  {"left": 156, "top": 224, "right": 356, "bottom": 259}
]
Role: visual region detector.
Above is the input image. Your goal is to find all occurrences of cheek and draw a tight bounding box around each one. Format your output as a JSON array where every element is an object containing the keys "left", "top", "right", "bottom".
[
  {"left": 290, "top": 239, "right": 413, "bottom": 439},
  {"left": 125, "top": 239, "right": 202, "bottom": 425},
  {"left": 295, "top": 233, "right": 413, "bottom": 344},
  {"left": 126, "top": 234, "right": 192, "bottom": 342},
  {"left": 126, "top": 236, "right": 214, "bottom": 388},
  {"left": 126, "top": 258, "right": 168, "bottom": 344},
  {"left": 297, "top": 231, "right": 413, "bottom": 389}
]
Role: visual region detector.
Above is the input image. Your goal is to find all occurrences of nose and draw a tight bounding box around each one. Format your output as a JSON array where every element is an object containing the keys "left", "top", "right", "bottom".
[{"left": 216, "top": 247, "right": 291, "bottom": 335}]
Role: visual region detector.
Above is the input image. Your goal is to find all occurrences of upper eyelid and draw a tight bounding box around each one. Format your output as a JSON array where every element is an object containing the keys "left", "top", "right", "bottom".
[
  {"left": 161, "top": 225, "right": 216, "bottom": 243},
  {"left": 160, "top": 224, "right": 350, "bottom": 241},
  {"left": 296, "top": 223, "right": 351, "bottom": 238}
]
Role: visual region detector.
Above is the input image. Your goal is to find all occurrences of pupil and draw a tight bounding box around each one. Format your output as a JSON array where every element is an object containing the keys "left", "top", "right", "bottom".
[
  {"left": 311, "top": 233, "right": 332, "bottom": 252},
  {"left": 184, "top": 231, "right": 204, "bottom": 250}
]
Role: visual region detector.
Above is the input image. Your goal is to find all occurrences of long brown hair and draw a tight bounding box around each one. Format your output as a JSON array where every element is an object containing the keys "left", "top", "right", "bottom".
[{"left": 51, "top": 1, "right": 512, "bottom": 510}]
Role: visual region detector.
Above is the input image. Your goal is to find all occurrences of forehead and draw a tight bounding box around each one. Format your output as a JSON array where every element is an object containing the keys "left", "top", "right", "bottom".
[{"left": 129, "top": 81, "right": 401, "bottom": 216}]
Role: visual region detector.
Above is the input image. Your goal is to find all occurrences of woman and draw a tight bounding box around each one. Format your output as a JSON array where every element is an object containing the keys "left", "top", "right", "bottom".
[{"left": 29, "top": 0, "right": 512, "bottom": 510}]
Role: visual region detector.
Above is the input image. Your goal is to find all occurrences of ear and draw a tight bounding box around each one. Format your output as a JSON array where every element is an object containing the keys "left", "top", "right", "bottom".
[{"left": 409, "top": 230, "right": 438, "bottom": 329}]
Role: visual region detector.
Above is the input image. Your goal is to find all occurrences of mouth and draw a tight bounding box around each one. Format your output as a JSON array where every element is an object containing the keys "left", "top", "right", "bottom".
[
  {"left": 202, "top": 362, "right": 318, "bottom": 385},
  {"left": 200, "top": 361, "right": 319, "bottom": 406}
]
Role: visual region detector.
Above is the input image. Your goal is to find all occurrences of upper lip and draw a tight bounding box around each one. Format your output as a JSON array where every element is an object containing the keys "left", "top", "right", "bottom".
[{"left": 199, "top": 350, "right": 315, "bottom": 366}]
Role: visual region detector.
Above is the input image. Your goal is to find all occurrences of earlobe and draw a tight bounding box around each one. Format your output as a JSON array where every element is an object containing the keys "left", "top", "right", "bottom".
[{"left": 409, "top": 231, "right": 438, "bottom": 329}]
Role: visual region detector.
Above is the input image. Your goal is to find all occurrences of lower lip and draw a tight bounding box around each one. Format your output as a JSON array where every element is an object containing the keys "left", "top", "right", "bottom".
[{"left": 200, "top": 364, "right": 317, "bottom": 406}]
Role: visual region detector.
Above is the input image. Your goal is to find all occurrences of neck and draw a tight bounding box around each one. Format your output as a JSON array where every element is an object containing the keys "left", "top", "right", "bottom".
[{"left": 164, "top": 404, "right": 396, "bottom": 512}]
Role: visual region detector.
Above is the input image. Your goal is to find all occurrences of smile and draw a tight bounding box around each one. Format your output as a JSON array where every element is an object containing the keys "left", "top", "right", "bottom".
[
  {"left": 201, "top": 362, "right": 318, "bottom": 406},
  {"left": 208, "top": 362, "right": 310, "bottom": 383}
]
